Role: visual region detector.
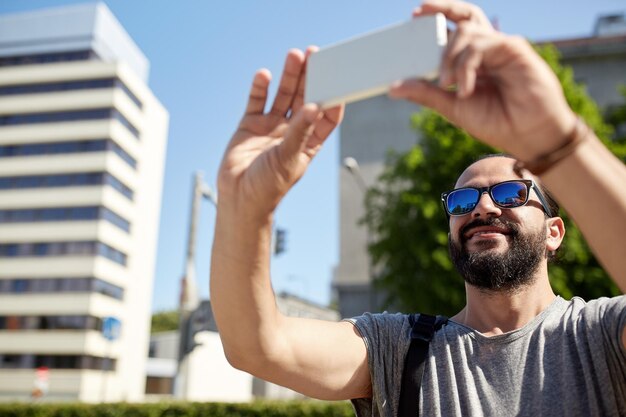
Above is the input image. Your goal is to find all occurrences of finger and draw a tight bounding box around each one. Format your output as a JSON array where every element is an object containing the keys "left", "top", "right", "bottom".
[
  {"left": 244, "top": 69, "right": 271, "bottom": 116},
  {"left": 292, "top": 46, "right": 319, "bottom": 114},
  {"left": 389, "top": 79, "right": 457, "bottom": 118},
  {"left": 414, "top": 0, "right": 492, "bottom": 27},
  {"left": 270, "top": 49, "right": 305, "bottom": 117},
  {"left": 440, "top": 22, "right": 476, "bottom": 88},
  {"left": 278, "top": 103, "right": 322, "bottom": 168},
  {"left": 306, "top": 105, "right": 345, "bottom": 152},
  {"left": 454, "top": 38, "right": 483, "bottom": 98}
]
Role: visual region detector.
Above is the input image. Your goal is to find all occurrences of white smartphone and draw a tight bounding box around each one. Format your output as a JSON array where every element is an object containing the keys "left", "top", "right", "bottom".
[{"left": 305, "top": 14, "right": 448, "bottom": 109}]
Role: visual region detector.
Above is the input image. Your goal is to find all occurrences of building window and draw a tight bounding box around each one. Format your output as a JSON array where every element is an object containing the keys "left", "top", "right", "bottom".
[
  {"left": 0, "top": 50, "right": 97, "bottom": 67},
  {"left": 106, "top": 140, "right": 137, "bottom": 168},
  {"left": 0, "top": 206, "right": 130, "bottom": 233},
  {"left": 99, "top": 207, "right": 131, "bottom": 232},
  {"left": 0, "top": 139, "right": 137, "bottom": 169},
  {"left": 0, "top": 314, "right": 102, "bottom": 331},
  {"left": 91, "top": 279, "right": 124, "bottom": 300},
  {"left": 0, "top": 277, "right": 124, "bottom": 300},
  {"left": 0, "top": 241, "right": 127, "bottom": 266},
  {"left": 102, "top": 174, "right": 134, "bottom": 200},
  {"left": 0, "top": 79, "right": 113, "bottom": 95},
  {"left": 0, "top": 108, "right": 139, "bottom": 139},
  {"left": 0, "top": 354, "right": 116, "bottom": 371},
  {"left": 11, "top": 280, "right": 28, "bottom": 293},
  {"left": 114, "top": 80, "right": 143, "bottom": 109},
  {"left": 0, "top": 172, "right": 134, "bottom": 200},
  {"left": 145, "top": 376, "right": 174, "bottom": 395},
  {"left": 0, "top": 78, "right": 142, "bottom": 109},
  {"left": 97, "top": 242, "right": 127, "bottom": 265}
]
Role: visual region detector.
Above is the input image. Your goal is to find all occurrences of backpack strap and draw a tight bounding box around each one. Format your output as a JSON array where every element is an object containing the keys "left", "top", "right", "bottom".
[{"left": 398, "top": 313, "right": 448, "bottom": 417}]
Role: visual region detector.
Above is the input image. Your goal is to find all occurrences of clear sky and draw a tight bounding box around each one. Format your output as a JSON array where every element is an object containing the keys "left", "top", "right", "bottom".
[{"left": 1, "top": 0, "right": 624, "bottom": 312}]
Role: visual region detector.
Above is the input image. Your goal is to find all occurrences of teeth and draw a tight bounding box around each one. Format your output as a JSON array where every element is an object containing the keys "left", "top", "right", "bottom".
[{"left": 472, "top": 231, "right": 504, "bottom": 237}]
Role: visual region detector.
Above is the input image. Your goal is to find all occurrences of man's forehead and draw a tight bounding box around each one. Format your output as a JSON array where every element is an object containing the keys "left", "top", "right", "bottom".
[{"left": 454, "top": 156, "right": 524, "bottom": 188}]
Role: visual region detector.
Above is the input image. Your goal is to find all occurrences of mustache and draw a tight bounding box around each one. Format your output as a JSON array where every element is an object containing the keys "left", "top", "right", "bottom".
[{"left": 459, "top": 217, "right": 519, "bottom": 243}]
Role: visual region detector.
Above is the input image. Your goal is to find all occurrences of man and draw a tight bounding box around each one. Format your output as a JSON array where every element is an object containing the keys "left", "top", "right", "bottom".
[{"left": 210, "top": 0, "right": 626, "bottom": 415}]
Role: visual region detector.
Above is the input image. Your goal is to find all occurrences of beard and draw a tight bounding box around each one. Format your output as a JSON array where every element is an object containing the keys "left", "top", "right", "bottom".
[{"left": 448, "top": 217, "right": 547, "bottom": 294}]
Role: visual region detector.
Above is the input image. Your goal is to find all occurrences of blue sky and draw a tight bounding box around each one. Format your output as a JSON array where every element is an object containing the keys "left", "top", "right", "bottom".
[{"left": 1, "top": 0, "right": 624, "bottom": 312}]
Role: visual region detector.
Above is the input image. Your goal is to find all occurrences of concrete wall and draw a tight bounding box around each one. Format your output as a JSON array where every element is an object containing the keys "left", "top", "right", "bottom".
[{"left": 335, "top": 95, "right": 422, "bottom": 318}]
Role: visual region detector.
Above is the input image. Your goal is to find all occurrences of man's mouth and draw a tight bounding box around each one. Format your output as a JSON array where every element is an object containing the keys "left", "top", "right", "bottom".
[
  {"left": 464, "top": 226, "right": 511, "bottom": 240},
  {"left": 465, "top": 226, "right": 511, "bottom": 241},
  {"left": 460, "top": 218, "right": 516, "bottom": 244}
]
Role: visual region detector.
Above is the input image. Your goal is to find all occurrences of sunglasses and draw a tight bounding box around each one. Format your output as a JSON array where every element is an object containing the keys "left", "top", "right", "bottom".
[{"left": 441, "top": 179, "right": 553, "bottom": 217}]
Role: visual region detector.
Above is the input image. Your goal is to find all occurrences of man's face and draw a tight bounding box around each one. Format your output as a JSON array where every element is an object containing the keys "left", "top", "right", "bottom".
[{"left": 447, "top": 157, "right": 549, "bottom": 293}]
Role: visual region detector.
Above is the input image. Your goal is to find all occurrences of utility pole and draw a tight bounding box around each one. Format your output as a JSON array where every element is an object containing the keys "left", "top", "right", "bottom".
[{"left": 174, "top": 171, "right": 217, "bottom": 399}]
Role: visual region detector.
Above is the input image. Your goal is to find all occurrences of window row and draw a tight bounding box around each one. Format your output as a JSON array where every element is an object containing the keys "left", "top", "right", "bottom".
[
  {"left": 0, "top": 172, "right": 134, "bottom": 200},
  {"left": 0, "top": 139, "right": 137, "bottom": 169},
  {"left": 0, "top": 51, "right": 97, "bottom": 67},
  {"left": 0, "top": 277, "right": 124, "bottom": 300},
  {"left": 0, "top": 354, "right": 115, "bottom": 371},
  {"left": 0, "top": 315, "right": 103, "bottom": 331},
  {"left": 0, "top": 78, "right": 142, "bottom": 109},
  {"left": 0, "top": 241, "right": 127, "bottom": 266},
  {"left": 0, "top": 108, "right": 140, "bottom": 139},
  {"left": 0, "top": 206, "right": 130, "bottom": 233}
]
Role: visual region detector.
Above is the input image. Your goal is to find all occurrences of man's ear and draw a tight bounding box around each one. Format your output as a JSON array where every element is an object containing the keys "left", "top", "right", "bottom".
[{"left": 546, "top": 217, "right": 565, "bottom": 252}]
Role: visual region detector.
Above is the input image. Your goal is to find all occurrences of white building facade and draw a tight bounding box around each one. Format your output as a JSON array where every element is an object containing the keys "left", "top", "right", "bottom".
[
  {"left": 146, "top": 294, "right": 340, "bottom": 402},
  {"left": 0, "top": 3, "right": 169, "bottom": 402}
]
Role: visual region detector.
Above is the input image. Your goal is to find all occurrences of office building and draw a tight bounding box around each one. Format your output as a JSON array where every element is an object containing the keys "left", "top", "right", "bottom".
[
  {"left": 335, "top": 13, "right": 626, "bottom": 319},
  {"left": 0, "top": 3, "right": 168, "bottom": 402}
]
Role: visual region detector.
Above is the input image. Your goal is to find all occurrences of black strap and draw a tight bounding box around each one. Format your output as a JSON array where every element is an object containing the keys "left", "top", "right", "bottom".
[{"left": 398, "top": 313, "right": 448, "bottom": 417}]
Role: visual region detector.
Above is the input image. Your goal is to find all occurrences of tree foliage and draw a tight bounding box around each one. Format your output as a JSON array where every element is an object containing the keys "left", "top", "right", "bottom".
[
  {"left": 363, "top": 45, "right": 624, "bottom": 316},
  {"left": 151, "top": 309, "right": 179, "bottom": 333}
]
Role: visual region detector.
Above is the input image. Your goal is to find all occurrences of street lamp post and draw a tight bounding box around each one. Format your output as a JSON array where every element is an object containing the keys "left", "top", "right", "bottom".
[{"left": 174, "top": 171, "right": 217, "bottom": 399}]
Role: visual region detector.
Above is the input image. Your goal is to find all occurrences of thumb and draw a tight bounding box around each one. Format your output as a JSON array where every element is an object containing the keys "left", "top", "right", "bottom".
[
  {"left": 389, "top": 79, "right": 457, "bottom": 118},
  {"left": 278, "top": 103, "right": 322, "bottom": 168}
]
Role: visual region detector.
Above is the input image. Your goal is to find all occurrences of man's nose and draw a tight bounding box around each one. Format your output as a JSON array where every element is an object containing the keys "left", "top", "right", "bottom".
[{"left": 472, "top": 191, "right": 502, "bottom": 218}]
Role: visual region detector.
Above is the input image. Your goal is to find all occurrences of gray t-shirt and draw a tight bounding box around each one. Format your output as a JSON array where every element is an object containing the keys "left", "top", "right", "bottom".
[{"left": 349, "top": 296, "right": 626, "bottom": 417}]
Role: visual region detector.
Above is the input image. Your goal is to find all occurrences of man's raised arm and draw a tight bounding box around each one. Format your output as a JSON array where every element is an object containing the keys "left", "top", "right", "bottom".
[{"left": 209, "top": 49, "right": 371, "bottom": 400}]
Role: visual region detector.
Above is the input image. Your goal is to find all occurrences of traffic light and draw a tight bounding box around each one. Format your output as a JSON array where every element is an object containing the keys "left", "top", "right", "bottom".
[
  {"left": 274, "top": 228, "right": 287, "bottom": 255},
  {"left": 182, "top": 300, "right": 217, "bottom": 356}
]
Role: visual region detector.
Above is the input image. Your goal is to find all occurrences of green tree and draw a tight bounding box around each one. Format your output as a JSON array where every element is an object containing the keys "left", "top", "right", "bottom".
[
  {"left": 363, "top": 45, "right": 623, "bottom": 316},
  {"left": 150, "top": 309, "right": 179, "bottom": 333}
]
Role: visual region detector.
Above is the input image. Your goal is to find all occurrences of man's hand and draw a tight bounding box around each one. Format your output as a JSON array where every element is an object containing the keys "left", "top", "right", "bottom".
[
  {"left": 211, "top": 49, "right": 371, "bottom": 401},
  {"left": 389, "top": 0, "right": 578, "bottom": 163},
  {"left": 392, "top": 0, "right": 626, "bottom": 295},
  {"left": 217, "top": 48, "right": 343, "bottom": 218}
]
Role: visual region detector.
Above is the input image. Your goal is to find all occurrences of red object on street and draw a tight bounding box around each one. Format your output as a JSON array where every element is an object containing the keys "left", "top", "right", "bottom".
[{"left": 36, "top": 367, "right": 49, "bottom": 381}]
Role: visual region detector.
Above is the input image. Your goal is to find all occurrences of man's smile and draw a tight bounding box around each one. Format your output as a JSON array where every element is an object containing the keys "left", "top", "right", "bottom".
[{"left": 465, "top": 225, "right": 512, "bottom": 242}]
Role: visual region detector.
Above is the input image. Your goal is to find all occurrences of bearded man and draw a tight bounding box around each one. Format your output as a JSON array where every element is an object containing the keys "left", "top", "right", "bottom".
[{"left": 210, "top": 0, "right": 626, "bottom": 415}]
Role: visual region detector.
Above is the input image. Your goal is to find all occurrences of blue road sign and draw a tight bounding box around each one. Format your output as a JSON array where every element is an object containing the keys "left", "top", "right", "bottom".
[{"left": 102, "top": 317, "right": 121, "bottom": 341}]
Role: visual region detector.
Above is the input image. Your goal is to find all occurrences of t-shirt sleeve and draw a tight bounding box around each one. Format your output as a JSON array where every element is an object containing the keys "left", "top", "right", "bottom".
[
  {"left": 584, "top": 295, "right": 626, "bottom": 356},
  {"left": 345, "top": 312, "right": 411, "bottom": 417},
  {"left": 581, "top": 296, "right": 626, "bottom": 401}
]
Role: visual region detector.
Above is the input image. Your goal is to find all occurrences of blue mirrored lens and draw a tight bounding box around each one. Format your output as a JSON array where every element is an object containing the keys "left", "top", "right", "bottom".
[
  {"left": 491, "top": 182, "right": 527, "bottom": 208},
  {"left": 446, "top": 189, "right": 479, "bottom": 215}
]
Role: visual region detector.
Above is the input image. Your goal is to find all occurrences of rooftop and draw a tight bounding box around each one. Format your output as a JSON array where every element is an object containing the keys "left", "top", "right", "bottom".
[{"left": 0, "top": 2, "right": 149, "bottom": 81}]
